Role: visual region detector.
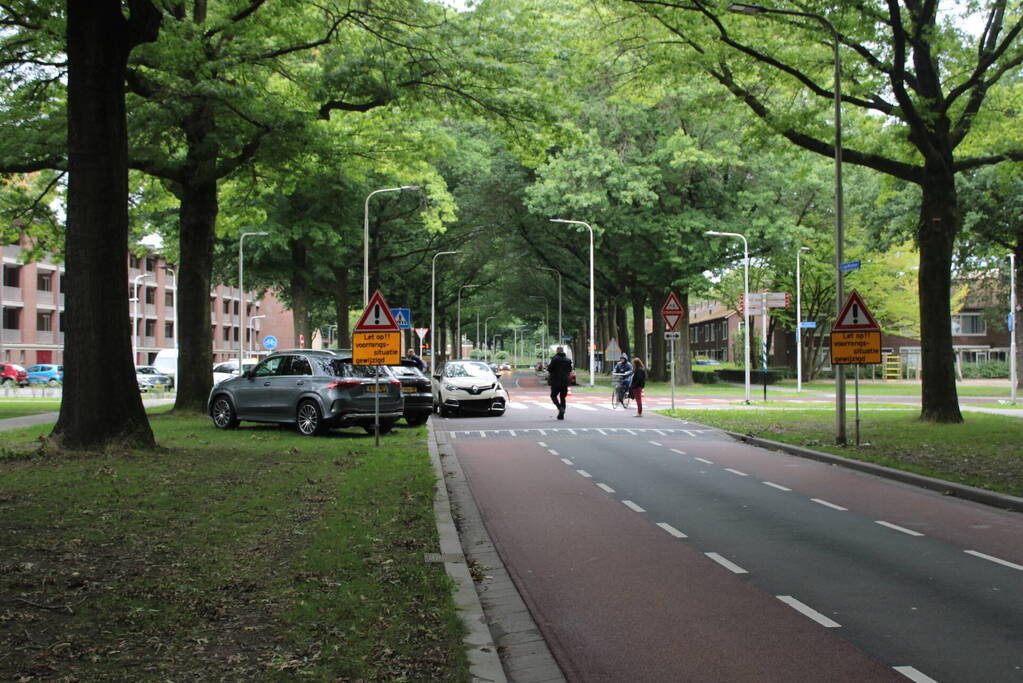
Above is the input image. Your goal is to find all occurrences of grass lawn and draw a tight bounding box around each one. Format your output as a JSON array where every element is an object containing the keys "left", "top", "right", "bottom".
[
  {"left": 0, "top": 414, "right": 467, "bottom": 681},
  {"left": 0, "top": 400, "right": 61, "bottom": 419},
  {"left": 659, "top": 408, "right": 1023, "bottom": 498},
  {"left": 775, "top": 379, "right": 1012, "bottom": 398}
]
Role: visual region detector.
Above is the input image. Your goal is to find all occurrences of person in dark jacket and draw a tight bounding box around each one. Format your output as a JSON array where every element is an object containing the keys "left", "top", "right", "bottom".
[
  {"left": 404, "top": 348, "right": 425, "bottom": 371},
  {"left": 547, "top": 346, "right": 573, "bottom": 420},
  {"left": 630, "top": 357, "right": 647, "bottom": 416}
]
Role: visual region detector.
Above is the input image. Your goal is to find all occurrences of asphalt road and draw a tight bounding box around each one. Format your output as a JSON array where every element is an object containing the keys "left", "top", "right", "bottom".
[{"left": 439, "top": 371, "right": 1023, "bottom": 682}]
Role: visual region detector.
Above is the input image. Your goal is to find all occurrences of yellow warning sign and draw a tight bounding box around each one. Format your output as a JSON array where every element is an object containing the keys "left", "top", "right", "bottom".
[
  {"left": 830, "top": 330, "right": 881, "bottom": 365},
  {"left": 353, "top": 331, "right": 400, "bottom": 366}
]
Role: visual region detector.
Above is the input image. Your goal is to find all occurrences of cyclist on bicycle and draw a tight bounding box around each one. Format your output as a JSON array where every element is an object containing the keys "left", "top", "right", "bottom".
[{"left": 612, "top": 353, "right": 632, "bottom": 405}]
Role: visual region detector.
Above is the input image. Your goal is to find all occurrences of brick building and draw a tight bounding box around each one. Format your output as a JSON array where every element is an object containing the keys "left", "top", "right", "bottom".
[{"left": 0, "top": 241, "right": 294, "bottom": 367}]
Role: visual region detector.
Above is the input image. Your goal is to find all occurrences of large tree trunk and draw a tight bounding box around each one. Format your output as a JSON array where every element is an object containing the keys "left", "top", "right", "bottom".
[
  {"left": 615, "top": 303, "right": 630, "bottom": 357},
  {"left": 649, "top": 289, "right": 666, "bottom": 381},
  {"left": 631, "top": 291, "right": 646, "bottom": 366},
  {"left": 54, "top": 1, "right": 158, "bottom": 449},
  {"left": 678, "top": 291, "right": 693, "bottom": 385},
  {"left": 173, "top": 179, "right": 217, "bottom": 413},
  {"left": 333, "top": 265, "right": 350, "bottom": 347},
  {"left": 918, "top": 164, "right": 963, "bottom": 423}
]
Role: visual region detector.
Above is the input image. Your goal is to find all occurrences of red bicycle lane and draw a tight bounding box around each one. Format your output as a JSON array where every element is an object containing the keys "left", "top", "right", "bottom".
[{"left": 456, "top": 438, "right": 901, "bottom": 683}]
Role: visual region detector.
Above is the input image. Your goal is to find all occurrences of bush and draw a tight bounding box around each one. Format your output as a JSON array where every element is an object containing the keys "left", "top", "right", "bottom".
[
  {"left": 961, "top": 360, "right": 1009, "bottom": 379},
  {"left": 692, "top": 367, "right": 720, "bottom": 384},
  {"left": 717, "top": 368, "right": 784, "bottom": 384}
]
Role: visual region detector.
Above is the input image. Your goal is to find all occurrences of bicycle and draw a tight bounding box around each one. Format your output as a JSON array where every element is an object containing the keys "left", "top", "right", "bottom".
[{"left": 611, "top": 372, "right": 631, "bottom": 409}]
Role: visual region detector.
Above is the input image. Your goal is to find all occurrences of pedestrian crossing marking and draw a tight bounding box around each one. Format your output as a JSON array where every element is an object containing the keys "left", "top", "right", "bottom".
[{"left": 443, "top": 426, "right": 716, "bottom": 438}]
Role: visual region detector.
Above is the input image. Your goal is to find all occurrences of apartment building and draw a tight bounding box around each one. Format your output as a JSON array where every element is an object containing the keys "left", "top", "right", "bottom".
[{"left": 1, "top": 241, "right": 294, "bottom": 366}]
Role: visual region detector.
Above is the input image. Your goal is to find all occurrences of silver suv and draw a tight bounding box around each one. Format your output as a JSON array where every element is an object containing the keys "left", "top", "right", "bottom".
[{"left": 207, "top": 350, "right": 404, "bottom": 436}]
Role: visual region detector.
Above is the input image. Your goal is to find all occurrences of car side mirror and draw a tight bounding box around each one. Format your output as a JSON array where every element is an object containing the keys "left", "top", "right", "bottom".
[{"left": 243, "top": 370, "right": 254, "bottom": 379}]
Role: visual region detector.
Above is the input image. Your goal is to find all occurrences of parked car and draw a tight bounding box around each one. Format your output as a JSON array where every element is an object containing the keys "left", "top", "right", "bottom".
[
  {"left": 432, "top": 360, "right": 508, "bottom": 417},
  {"left": 488, "top": 361, "right": 501, "bottom": 376},
  {"left": 26, "top": 363, "right": 63, "bottom": 386},
  {"left": 152, "top": 348, "right": 178, "bottom": 384},
  {"left": 213, "top": 358, "right": 259, "bottom": 385},
  {"left": 136, "top": 365, "right": 173, "bottom": 392},
  {"left": 499, "top": 362, "right": 512, "bottom": 371},
  {"left": 695, "top": 358, "right": 722, "bottom": 366},
  {"left": 207, "top": 349, "right": 404, "bottom": 436},
  {"left": 388, "top": 360, "right": 433, "bottom": 426},
  {"left": 0, "top": 363, "right": 29, "bottom": 387}
]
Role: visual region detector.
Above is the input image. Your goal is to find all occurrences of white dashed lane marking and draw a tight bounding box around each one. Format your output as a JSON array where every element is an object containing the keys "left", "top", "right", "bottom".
[
  {"left": 656, "top": 522, "right": 688, "bottom": 539},
  {"left": 622, "top": 500, "right": 645, "bottom": 513},
  {"left": 777, "top": 595, "right": 841, "bottom": 628},
  {"left": 875, "top": 521, "right": 925, "bottom": 537},
  {"left": 811, "top": 498, "right": 848, "bottom": 511},
  {"left": 965, "top": 550, "right": 1023, "bottom": 571},
  {"left": 705, "top": 552, "right": 748, "bottom": 574}
]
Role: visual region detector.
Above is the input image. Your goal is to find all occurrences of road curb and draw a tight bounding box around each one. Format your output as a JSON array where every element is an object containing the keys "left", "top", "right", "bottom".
[
  {"left": 722, "top": 430, "right": 1023, "bottom": 513},
  {"left": 427, "top": 423, "right": 508, "bottom": 683}
]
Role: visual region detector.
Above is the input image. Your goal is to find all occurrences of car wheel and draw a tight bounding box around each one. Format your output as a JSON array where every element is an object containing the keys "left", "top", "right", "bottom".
[
  {"left": 296, "top": 400, "right": 323, "bottom": 436},
  {"left": 1, "top": 378, "right": 11, "bottom": 387},
  {"left": 211, "top": 395, "right": 240, "bottom": 430},
  {"left": 47, "top": 379, "right": 58, "bottom": 387}
]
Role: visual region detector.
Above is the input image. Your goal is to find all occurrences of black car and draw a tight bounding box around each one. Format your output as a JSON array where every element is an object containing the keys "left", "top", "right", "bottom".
[
  {"left": 388, "top": 359, "right": 433, "bottom": 426},
  {"left": 207, "top": 349, "right": 404, "bottom": 436}
]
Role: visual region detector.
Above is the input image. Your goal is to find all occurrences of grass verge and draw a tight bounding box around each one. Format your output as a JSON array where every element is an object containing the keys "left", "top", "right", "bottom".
[
  {"left": 0, "top": 401, "right": 62, "bottom": 419},
  {"left": 0, "top": 414, "right": 467, "bottom": 681},
  {"left": 659, "top": 408, "right": 1023, "bottom": 498}
]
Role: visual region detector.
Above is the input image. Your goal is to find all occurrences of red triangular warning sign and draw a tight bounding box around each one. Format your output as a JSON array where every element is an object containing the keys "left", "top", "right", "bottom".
[
  {"left": 661, "top": 291, "right": 684, "bottom": 314},
  {"left": 353, "top": 290, "right": 401, "bottom": 332},
  {"left": 832, "top": 290, "right": 880, "bottom": 332}
]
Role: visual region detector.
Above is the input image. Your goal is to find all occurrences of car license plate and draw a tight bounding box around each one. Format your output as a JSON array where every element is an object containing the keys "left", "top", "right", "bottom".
[
  {"left": 365, "top": 385, "right": 380, "bottom": 393},
  {"left": 153, "top": 384, "right": 164, "bottom": 389},
  {"left": 402, "top": 386, "right": 416, "bottom": 393}
]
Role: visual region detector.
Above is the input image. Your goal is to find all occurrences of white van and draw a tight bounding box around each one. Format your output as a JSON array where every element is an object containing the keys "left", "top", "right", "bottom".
[{"left": 152, "top": 348, "right": 178, "bottom": 381}]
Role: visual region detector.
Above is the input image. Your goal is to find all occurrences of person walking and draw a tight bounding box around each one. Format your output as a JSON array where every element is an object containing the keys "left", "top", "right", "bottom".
[
  {"left": 547, "top": 346, "right": 573, "bottom": 420},
  {"left": 630, "top": 357, "right": 647, "bottom": 416}
]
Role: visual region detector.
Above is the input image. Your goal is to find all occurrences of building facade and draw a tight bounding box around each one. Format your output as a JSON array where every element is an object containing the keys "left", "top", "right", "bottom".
[{"left": 1, "top": 241, "right": 294, "bottom": 367}]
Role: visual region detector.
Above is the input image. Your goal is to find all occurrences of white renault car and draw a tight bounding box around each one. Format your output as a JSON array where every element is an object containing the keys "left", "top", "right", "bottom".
[{"left": 432, "top": 360, "right": 508, "bottom": 417}]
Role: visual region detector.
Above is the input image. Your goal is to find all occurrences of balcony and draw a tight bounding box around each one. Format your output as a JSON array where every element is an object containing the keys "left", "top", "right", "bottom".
[
  {"left": 1, "top": 329, "right": 21, "bottom": 344},
  {"left": 3, "top": 286, "right": 22, "bottom": 304}
]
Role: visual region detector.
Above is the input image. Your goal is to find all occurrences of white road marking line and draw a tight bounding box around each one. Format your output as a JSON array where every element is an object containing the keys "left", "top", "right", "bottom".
[
  {"left": 965, "top": 550, "right": 1023, "bottom": 571},
  {"left": 725, "top": 468, "right": 748, "bottom": 477},
  {"left": 538, "top": 430, "right": 547, "bottom": 436},
  {"left": 683, "top": 429, "right": 700, "bottom": 437},
  {"left": 479, "top": 431, "right": 486, "bottom": 438},
  {"left": 622, "top": 500, "right": 645, "bottom": 513},
  {"left": 560, "top": 458, "right": 573, "bottom": 465},
  {"left": 652, "top": 429, "right": 666, "bottom": 435},
  {"left": 705, "top": 552, "right": 748, "bottom": 574},
  {"left": 575, "top": 404, "right": 598, "bottom": 411},
  {"left": 508, "top": 430, "right": 516, "bottom": 437},
  {"left": 648, "top": 440, "right": 662, "bottom": 446},
  {"left": 876, "top": 521, "right": 925, "bottom": 537},
  {"left": 811, "top": 498, "right": 848, "bottom": 511},
  {"left": 893, "top": 666, "right": 939, "bottom": 682},
  {"left": 694, "top": 457, "right": 714, "bottom": 465},
  {"left": 450, "top": 431, "right": 458, "bottom": 439},
  {"left": 596, "top": 483, "right": 615, "bottom": 493},
  {"left": 777, "top": 596, "right": 841, "bottom": 628},
  {"left": 548, "top": 449, "right": 560, "bottom": 456},
  {"left": 657, "top": 522, "right": 688, "bottom": 538},
  {"left": 508, "top": 403, "right": 527, "bottom": 409},
  {"left": 567, "top": 429, "right": 577, "bottom": 435},
  {"left": 597, "top": 428, "right": 607, "bottom": 435},
  {"left": 763, "top": 481, "right": 792, "bottom": 492},
  {"left": 670, "top": 448, "right": 686, "bottom": 455},
  {"left": 577, "top": 469, "right": 592, "bottom": 478},
  {"left": 598, "top": 404, "right": 616, "bottom": 410},
  {"left": 537, "top": 441, "right": 547, "bottom": 448},
  {"left": 624, "top": 429, "right": 637, "bottom": 435}
]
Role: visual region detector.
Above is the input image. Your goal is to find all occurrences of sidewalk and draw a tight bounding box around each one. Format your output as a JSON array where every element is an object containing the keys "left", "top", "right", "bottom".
[{"left": 0, "top": 398, "right": 177, "bottom": 432}]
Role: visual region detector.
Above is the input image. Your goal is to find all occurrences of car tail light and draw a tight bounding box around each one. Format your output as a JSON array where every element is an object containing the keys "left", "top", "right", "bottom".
[
  {"left": 325, "top": 379, "right": 362, "bottom": 389},
  {"left": 389, "top": 378, "right": 401, "bottom": 386}
]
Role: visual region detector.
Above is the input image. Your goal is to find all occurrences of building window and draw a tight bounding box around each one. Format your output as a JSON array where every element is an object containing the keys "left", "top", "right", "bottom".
[
  {"left": 145, "top": 286, "right": 156, "bottom": 304},
  {"left": 36, "top": 311, "right": 52, "bottom": 332},
  {"left": 720, "top": 322, "right": 727, "bottom": 340},
  {"left": 233, "top": 326, "right": 239, "bottom": 342},
  {"left": 3, "top": 308, "right": 19, "bottom": 329},
  {"left": 223, "top": 300, "right": 231, "bottom": 314},
  {"left": 690, "top": 328, "right": 696, "bottom": 343},
  {"left": 59, "top": 274, "right": 65, "bottom": 293},
  {"left": 165, "top": 321, "right": 174, "bottom": 339},
  {"left": 952, "top": 314, "right": 986, "bottom": 336},
  {"left": 223, "top": 326, "right": 231, "bottom": 341},
  {"left": 37, "top": 272, "right": 53, "bottom": 292},
  {"left": 3, "top": 265, "right": 20, "bottom": 287},
  {"left": 233, "top": 300, "right": 239, "bottom": 315},
  {"left": 145, "top": 256, "right": 156, "bottom": 272},
  {"left": 709, "top": 324, "right": 716, "bottom": 342},
  {"left": 145, "top": 319, "right": 156, "bottom": 336},
  {"left": 129, "top": 254, "right": 139, "bottom": 269},
  {"left": 165, "top": 290, "right": 174, "bottom": 307}
]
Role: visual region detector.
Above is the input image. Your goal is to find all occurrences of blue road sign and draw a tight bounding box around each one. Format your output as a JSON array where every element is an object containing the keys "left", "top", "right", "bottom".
[
  {"left": 1009, "top": 313, "right": 1014, "bottom": 332},
  {"left": 390, "top": 308, "right": 411, "bottom": 330},
  {"left": 840, "top": 260, "right": 861, "bottom": 272},
  {"left": 263, "top": 335, "right": 278, "bottom": 350},
  {"left": 800, "top": 321, "right": 817, "bottom": 329}
]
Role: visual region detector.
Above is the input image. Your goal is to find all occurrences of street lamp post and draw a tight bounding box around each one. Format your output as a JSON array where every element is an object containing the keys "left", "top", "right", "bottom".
[
  {"left": 551, "top": 219, "right": 595, "bottom": 386},
  {"left": 239, "top": 231, "right": 269, "bottom": 373},
  {"left": 706, "top": 231, "right": 751, "bottom": 403},
  {"left": 363, "top": 185, "right": 420, "bottom": 307},
  {"left": 796, "top": 246, "right": 811, "bottom": 392},
  {"left": 537, "top": 266, "right": 562, "bottom": 342},
  {"left": 530, "top": 295, "right": 549, "bottom": 356},
  {"left": 430, "top": 250, "right": 462, "bottom": 376},
  {"left": 132, "top": 273, "right": 151, "bottom": 366},
  {"left": 729, "top": 2, "right": 846, "bottom": 438},
  {"left": 160, "top": 265, "right": 177, "bottom": 350},
  {"left": 484, "top": 316, "right": 496, "bottom": 359},
  {"left": 457, "top": 284, "right": 480, "bottom": 359},
  {"left": 1011, "top": 253, "right": 1018, "bottom": 405},
  {"left": 249, "top": 315, "right": 266, "bottom": 355}
]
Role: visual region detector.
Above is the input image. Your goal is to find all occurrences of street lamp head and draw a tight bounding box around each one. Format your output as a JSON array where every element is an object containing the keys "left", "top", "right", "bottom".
[
  {"left": 800, "top": 246, "right": 812, "bottom": 252},
  {"left": 728, "top": 3, "right": 768, "bottom": 14},
  {"left": 401, "top": 185, "right": 420, "bottom": 191}
]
